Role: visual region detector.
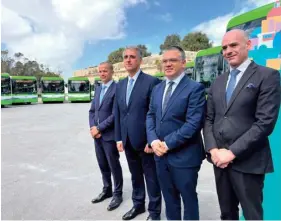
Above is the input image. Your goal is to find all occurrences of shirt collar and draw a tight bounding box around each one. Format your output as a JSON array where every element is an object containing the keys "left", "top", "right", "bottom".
[
  {"left": 166, "top": 72, "right": 185, "bottom": 86},
  {"left": 128, "top": 69, "right": 141, "bottom": 82},
  {"left": 102, "top": 80, "right": 113, "bottom": 88},
  {"left": 229, "top": 58, "right": 251, "bottom": 73}
]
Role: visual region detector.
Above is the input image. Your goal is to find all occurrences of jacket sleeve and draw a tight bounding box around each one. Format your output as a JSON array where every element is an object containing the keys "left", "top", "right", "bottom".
[
  {"left": 146, "top": 87, "right": 159, "bottom": 144},
  {"left": 164, "top": 83, "right": 206, "bottom": 150},
  {"left": 114, "top": 84, "right": 122, "bottom": 142},
  {"left": 229, "top": 69, "right": 281, "bottom": 158},
  {"left": 203, "top": 82, "right": 219, "bottom": 152},
  {"left": 89, "top": 94, "right": 96, "bottom": 128}
]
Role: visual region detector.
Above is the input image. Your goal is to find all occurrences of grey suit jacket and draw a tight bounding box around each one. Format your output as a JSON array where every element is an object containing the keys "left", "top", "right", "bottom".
[{"left": 203, "top": 61, "right": 281, "bottom": 174}]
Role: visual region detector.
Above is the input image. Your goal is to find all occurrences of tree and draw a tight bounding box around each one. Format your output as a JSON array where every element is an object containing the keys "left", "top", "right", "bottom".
[
  {"left": 108, "top": 47, "right": 125, "bottom": 64},
  {"left": 136, "top": 44, "right": 151, "bottom": 57},
  {"left": 108, "top": 45, "right": 152, "bottom": 64},
  {"left": 159, "top": 34, "right": 181, "bottom": 54},
  {"left": 1, "top": 50, "right": 60, "bottom": 80},
  {"left": 181, "top": 32, "right": 212, "bottom": 51}
]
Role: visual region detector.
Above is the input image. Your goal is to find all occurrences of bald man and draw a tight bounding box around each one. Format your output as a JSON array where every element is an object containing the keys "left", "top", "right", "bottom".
[{"left": 203, "top": 29, "right": 280, "bottom": 220}]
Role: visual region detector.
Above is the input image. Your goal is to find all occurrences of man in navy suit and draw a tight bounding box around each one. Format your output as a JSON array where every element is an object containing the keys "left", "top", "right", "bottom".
[
  {"left": 146, "top": 46, "right": 206, "bottom": 220},
  {"left": 115, "top": 46, "right": 162, "bottom": 220},
  {"left": 89, "top": 62, "right": 123, "bottom": 211}
]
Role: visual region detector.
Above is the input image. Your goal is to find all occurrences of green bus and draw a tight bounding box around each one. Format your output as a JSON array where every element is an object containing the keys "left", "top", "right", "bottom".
[
  {"left": 154, "top": 72, "right": 165, "bottom": 81},
  {"left": 68, "top": 76, "right": 91, "bottom": 102},
  {"left": 1, "top": 73, "right": 13, "bottom": 106},
  {"left": 185, "top": 61, "right": 195, "bottom": 78},
  {"left": 41, "top": 76, "right": 65, "bottom": 103},
  {"left": 11, "top": 76, "right": 38, "bottom": 104},
  {"left": 193, "top": 46, "right": 227, "bottom": 93},
  {"left": 226, "top": 2, "right": 281, "bottom": 219},
  {"left": 91, "top": 76, "right": 102, "bottom": 99}
]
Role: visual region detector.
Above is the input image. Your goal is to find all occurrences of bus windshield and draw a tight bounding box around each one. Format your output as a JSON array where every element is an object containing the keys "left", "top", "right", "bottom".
[
  {"left": 12, "top": 79, "right": 37, "bottom": 94},
  {"left": 42, "top": 80, "right": 64, "bottom": 93},
  {"left": 194, "top": 54, "right": 222, "bottom": 89},
  {"left": 1, "top": 77, "right": 11, "bottom": 94},
  {"left": 185, "top": 67, "right": 194, "bottom": 78},
  {"left": 68, "top": 80, "right": 90, "bottom": 93},
  {"left": 227, "top": 17, "right": 265, "bottom": 36}
]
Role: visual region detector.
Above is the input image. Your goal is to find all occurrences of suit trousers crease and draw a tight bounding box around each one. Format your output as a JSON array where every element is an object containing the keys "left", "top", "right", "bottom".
[
  {"left": 124, "top": 136, "right": 162, "bottom": 217},
  {"left": 156, "top": 157, "right": 200, "bottom": 220},
  {"left": 214, "top": 165, "right": 264, "bottom": 220},
  {"left": 94, "top": 137, "right": 123, "bottom": 196}
]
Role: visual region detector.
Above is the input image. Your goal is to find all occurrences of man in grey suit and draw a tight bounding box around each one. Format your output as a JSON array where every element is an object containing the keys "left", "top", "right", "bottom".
[{"left": 203, "top": 29, "right": 280, "bottom": 220}]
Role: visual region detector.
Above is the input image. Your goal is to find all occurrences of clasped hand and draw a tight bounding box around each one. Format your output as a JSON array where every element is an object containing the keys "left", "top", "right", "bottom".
[
  {"left": 90, "top": 126, "right": 101, "bottom": 139},
  {"left": 210, "top": 148, "right": 235, "bottom": 169},
  {"left": 151, "top": 140, "right": 169, "bottom": 156}
]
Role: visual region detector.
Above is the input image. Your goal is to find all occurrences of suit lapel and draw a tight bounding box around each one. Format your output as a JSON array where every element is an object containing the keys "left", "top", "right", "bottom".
[
  {"left": 98, "top": 82, "right": 114, "bottom": 110},
  {"left": 225, "top": 62, "right": 257, "bottom": 114},
  {"left": 219, "top": 73, "right": 229, "bottom": 112},
  {"left": 128, "top": 72, "right": 144, "bottom": 109},
  {"left": 161, "top": 75, "right": 189, "bottom": 119},
  {"left": 157, "top": 81, "right": 166, "bottom": 117},
  {"left": 96, "top": 86, "right": 101, "bottom": 107},
  {"left": 122, "top": 78, "right": 128, "bottom": 110}
]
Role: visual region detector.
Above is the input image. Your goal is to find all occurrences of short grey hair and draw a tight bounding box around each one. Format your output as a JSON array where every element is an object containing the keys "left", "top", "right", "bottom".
[
  {"left": 164, "top": 46, "right": 186, "bottom": 60},
  {"left": 122, "top": 46, "right": 143, "bottom": 59},
  {"left": 99, "top": 61, "right": 113, "bottom": 71}
]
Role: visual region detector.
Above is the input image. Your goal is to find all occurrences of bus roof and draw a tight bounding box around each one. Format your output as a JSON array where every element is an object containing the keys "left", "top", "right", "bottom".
[
  {"left": 186, "top": 61, "right": 194, "bottom": 68},
  {"left": 68, "top": 76, "right": 89, "bottom": 81},
  {"left": 1, "top": 73, "right": 10, "bottom": 78},
  {"left": 41, "top": 76, "right": 64, "bottom": 81},
  {"left": 227, "top": 2, "right": 274, "bottom": 29},
  {"left": 154, "top": 72, "right": 165, "bottom": 77},
  {"left": 196, "top": 46, "right": 222, "bottom": 58},
  {"left": 10, "top": 76, "right": 37, "bottom": 80},
  {"left": 94, "top": 77, "right": 101, "bottom": 80}
]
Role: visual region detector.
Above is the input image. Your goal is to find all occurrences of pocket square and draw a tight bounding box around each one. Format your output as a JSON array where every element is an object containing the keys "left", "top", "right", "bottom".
[{"left": 246, "top": 83, "right": 256, "bottom": 89}]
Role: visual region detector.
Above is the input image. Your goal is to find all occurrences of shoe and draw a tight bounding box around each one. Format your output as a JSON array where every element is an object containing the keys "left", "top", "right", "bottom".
[
  {"left": 107, "top": 196, "right": 123, "bottom": 211},
  {"left": 122, "top": 206, "right": 145, "bottom": 220},
  {"left": 91, "top": 191, "right": 112, "bottom": 204},
  {"left": 146, "top": 215, "right": 161, "bottom": 220}
]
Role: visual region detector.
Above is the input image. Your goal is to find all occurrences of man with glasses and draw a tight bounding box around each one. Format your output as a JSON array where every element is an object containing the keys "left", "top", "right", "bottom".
[
  {"left": 114, "top": 46, "right": 162, "bottom": 220},
  {"left": 146, "top": 46, "right": 206, "bottom": 220}
]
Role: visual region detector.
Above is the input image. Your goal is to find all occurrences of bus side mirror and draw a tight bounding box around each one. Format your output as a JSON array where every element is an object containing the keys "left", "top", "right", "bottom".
[
  {"left": 65, "top": 84, "right": 68, "bottom": 87},
  {"left": 217, "top": 54, "right": 224, "bottom": 72}
]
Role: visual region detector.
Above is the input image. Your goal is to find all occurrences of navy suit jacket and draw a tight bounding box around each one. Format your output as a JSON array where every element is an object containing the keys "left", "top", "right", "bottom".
[
  {"left": 115, "top": 71, "right": 161, "bottom": 150},
  {"left": 146, "top": 75, "right": 206, "bottom": 168},
  {"left": 89, "top": 81, "right": 116, "bottom": 141}
]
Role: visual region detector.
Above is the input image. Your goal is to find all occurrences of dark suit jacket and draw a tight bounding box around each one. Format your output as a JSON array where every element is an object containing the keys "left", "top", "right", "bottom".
[
  {"left": 203, "top": 61, "right": 281, "bottom": 174},
  {"left": 114, "top": 71, "right": 160, "bottom": 150},
  {"left": 146, "top": 75, "right": 206, "bottom": 168},
  {"left": 89, "top": 81, "right": 116, "bottom": 141}
]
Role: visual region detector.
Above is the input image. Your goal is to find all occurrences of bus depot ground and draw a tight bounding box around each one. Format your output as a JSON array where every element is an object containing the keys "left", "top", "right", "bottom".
[{"left": 1, "top": 102, "right": 220, "bottom": 220}]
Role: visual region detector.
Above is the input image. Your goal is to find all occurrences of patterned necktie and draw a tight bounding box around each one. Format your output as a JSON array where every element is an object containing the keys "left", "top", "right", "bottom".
[
  {"left": 226, "top": 69, "right": 240, "bottom": 104},
  {"left": 126, "top": 78, "right": 134, "bottom": 105},
  {"left": 162, "top": 81, "right": 174, "bottom": 112},
  {"left": 99, "top": 85, "right": 107, "bottom": 103}
]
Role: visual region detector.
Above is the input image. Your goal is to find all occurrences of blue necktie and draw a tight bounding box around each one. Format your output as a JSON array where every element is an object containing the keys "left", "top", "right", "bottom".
[
  {"left": 162, "top": 81, "right": 174, "bottom": 112},
  {"left": 226, "top": 69, "right": 240, "bottom": 104},
  {"left": 126, "top": 78, "right": 134, "bottom": 105},
  {"left": 99, "top": 85, "right": 107, "bottom": 103}
]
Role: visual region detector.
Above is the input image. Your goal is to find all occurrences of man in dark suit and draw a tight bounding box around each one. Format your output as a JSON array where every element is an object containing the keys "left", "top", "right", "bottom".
[
  {"left": 115, "top": 46, "right": 162, "bottom": 220},
  {"left": 203, "top": 29, "right": 281, "bottom": 220},
  {"left": 89, "top": 62, "right": 123, "bottom": 211},
  {"left": 146, "top": 46, "right": 206, "bottom": 220}
]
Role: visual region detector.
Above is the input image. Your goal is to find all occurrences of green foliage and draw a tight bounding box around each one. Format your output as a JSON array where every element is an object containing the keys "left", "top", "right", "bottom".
[
  {"left": 181, "top": 32, "right": 212, "bottom": 51},
  {"left": 1, "top": 50, "right": 60, "bottom": 81},
  {"left": 159, "top": 34, "right": 181, "bottom": 54}
]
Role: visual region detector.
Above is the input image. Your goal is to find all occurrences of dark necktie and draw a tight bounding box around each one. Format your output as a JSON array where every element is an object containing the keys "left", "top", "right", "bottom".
[{"left": 162, "top": 81, "right": 174, "bottom": 112}]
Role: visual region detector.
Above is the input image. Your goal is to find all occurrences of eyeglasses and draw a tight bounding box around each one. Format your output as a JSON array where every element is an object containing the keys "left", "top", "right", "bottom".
[{"left": 162, "top": 58, "right": 182, "bottom": 64}]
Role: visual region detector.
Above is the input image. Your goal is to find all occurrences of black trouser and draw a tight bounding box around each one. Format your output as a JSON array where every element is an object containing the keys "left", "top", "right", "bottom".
[
  {"left": 214, "top": 166, "right": 264, "bottom": 220},
  {"left": 94, "top": 138, "right": 123, "bottom": 197},
  {"left": 124, "top": 137, "right": 162, "bottom": 218}
]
